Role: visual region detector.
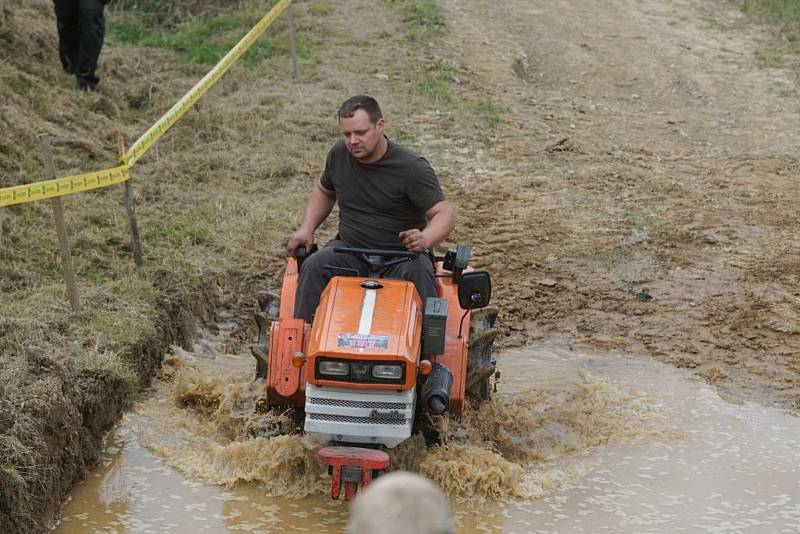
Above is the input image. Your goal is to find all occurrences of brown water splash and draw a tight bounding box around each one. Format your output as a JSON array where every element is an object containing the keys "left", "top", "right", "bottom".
[
  {"left": 421, "top": 445, "right": 523, "bottom": 499},
  {"left": 132, "top": 343, "right": 663, "bottom": 503}
]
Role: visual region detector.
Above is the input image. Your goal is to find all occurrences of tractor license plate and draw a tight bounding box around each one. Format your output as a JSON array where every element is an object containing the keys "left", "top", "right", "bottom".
[{"left": 337, "top": 333, "right": 389, "bottom": 349}]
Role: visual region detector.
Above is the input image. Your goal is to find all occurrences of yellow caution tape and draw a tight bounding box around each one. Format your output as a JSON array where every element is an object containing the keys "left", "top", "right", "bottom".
[
  {"left": 0, "top": 164, "right": 129, "bottom": 208},
  {"left": 124, "top": 0, "right": 292, "bottom": 167},
  {"left": 0, "top": 0, "right": 292, "bottom": 207}
]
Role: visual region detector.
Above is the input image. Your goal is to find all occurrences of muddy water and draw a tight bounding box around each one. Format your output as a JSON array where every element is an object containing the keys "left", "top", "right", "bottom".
[{"left": 55, "top": 333, "right": 800, "bottom": 533}]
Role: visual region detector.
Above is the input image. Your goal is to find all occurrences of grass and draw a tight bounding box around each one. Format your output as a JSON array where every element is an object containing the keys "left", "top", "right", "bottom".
[
  {"left": 393, "top": 5, "right": 502, "bottom": 148},
  {"left": 468, "top": 97, "right": 501, "bottom": 148},
  {"left": 394, "top": 127, "right": 418, "bottom": 145},
  {"left": 74, "top": 345, "right": 140, "bottom": 386},
  {"left": 309, "top": 1, "right": 333, "bottom": 17},
  {"left": 636, "top": 214, "right": 672, "bottom": 236},
  {"left": 777, "top": 85, "right": 800, "bottom": 98},
  {"left": 755, "top": 48, "right": 785, "bottom": 68},
  {"left": 142, "top": 216, "right": 211, "bottom": 247},
  {"left": 419, "top": 63, "right": 456, "bottom": 105},
  {"left": 742, "top": 0, "right": 800, "bottom": 42},
  {"left": 741, "top": 1, "right": 800, "bottom": 83},
  {"left": 581, "top": 247, "right": 632, "bottom": 267},
  {"left": 109, "top": 1, "right": 313, "bottom": 67},
  {"left": 390, "top": 0, "right": 446, "bottom": 41}
]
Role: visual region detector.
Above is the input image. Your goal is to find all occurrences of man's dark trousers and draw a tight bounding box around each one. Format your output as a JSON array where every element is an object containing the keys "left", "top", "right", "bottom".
[
  {"left": 294, "top": 240, "right": 437, "bottom": 323},
  {"left": 54, "top": 0, "right": 107, "bottom": 89}
]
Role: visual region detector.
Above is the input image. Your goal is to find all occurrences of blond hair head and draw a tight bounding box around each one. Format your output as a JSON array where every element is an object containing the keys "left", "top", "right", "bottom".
[{"left": 347, "top": 471, "right": 455, "bottom": 534}]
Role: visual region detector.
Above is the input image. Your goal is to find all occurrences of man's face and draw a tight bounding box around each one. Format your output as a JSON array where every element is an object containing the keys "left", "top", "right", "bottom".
[{"left": 339, "top": 109, "right": 385, "bottom": 162}]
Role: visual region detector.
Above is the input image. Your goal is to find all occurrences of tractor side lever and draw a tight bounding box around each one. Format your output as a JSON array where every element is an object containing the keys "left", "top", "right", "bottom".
[{"left": 293, "top": 244, "right": 318, "bottom": 271}]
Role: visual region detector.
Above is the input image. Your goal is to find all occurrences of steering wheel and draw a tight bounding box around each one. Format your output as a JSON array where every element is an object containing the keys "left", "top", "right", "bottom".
[{"left": 332, "top": 246, "right": 417, "bottom": 277}]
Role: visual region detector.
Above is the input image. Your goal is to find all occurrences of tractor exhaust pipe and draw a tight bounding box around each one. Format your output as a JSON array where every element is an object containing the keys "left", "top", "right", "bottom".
[{"left": 422, "top": 363, "right": 453, "bottom": 415}]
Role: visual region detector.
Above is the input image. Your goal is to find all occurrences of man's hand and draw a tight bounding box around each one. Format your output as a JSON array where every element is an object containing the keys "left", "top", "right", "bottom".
[
  {"left": 287, "top": 228, "right": 313, "bottom": 256},
  {"left": 399, "top": 229, "right": 430, "bottom": 253}
]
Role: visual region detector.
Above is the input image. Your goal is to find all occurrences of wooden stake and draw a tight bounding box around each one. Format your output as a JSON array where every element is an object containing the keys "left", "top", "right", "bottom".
[
  {"left": 0, "top": 208, "right": 5, "bottom": 244},
  {"left": 287, "top": 6, "right": 299, "bottom": 81},
  {"left": 118, "top": 135, "right": 143, "bottom": 268},
  {"left": 39, "top": 134, "right": 81, "bottom": 312}
]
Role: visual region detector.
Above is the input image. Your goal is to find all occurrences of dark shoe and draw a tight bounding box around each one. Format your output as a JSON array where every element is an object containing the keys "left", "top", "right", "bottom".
[{"left": 76, "top": 76, "right": 97, "bottom": 92}]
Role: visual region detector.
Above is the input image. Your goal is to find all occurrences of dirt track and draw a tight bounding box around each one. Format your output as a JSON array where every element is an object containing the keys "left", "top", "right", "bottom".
[{"left": 431, "top": 0, "right": 799, "bottom": 410}]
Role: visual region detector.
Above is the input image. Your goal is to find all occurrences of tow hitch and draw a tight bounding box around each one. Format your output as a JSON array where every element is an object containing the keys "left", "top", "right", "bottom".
[{"left": 318, "top": 446, "right": 390, "bottom": 501}]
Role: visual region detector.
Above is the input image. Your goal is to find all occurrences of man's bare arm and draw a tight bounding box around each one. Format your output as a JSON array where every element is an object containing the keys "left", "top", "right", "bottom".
[
  {"left": 399, "top": 200, "right": 455, "bottom": 252},
  {"left": 287, "top": 182, "right": 337, "bottom": 254}
]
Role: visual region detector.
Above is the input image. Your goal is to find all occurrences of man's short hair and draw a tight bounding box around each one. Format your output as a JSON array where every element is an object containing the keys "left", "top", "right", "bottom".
[
  {"left": 347, "top": 471, "right": 455, "bottom": 534},
  {"left": 338, "top": 95, "right": 383, "bottom": 123}
]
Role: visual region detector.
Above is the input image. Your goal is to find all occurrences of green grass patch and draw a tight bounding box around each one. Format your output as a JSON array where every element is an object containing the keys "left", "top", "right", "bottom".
[
  {"left": 390, "top": 0, "right": 446, "bottom": 41},
  {"left": 109, "top": 1, "right": 312, "bottom": 67},
  {"left": 418, "top": 63, "right": 456, "bottom": 105},
  {"left": 109, "top": 17, "right": 150, "bottom": 44},
  {"left": 468, "top": 97, "right": 501, "bottom": 147},
  {"left": 742, "top": 0, "right": 800, "bottom": 41},
  {"left": 635, "top": 213, "right": 672, "bottom": 236},
  {"left": 755, "top": 49, "right": 785, "bottom": 68},
  {"left": 142, "top": 216, "right": 211, "bottom": 247},
  {"left": 468, "top": 97, "right": 500, "bottom": 128},
  {"left": 309, "top": 0, "right": 333, "bottom": 17},
  {"left": 394, "top": 127, "right": 418, "bottom": 145},
  {"left": 73, "top": 275, "right": 156, "bottom": 340}
]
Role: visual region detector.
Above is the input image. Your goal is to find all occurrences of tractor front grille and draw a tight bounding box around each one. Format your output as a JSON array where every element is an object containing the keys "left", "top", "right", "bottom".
[
  {"left": 304, "top": 383, "right": 416, "bottom": 448},
  {"left": 307, "top": 397, "right": 409, "bottom": 410},
  {"left": 307, "top": 412, "right": 408, "bottom": 425}
]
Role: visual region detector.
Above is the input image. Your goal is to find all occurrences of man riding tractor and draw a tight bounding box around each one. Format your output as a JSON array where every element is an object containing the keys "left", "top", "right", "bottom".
[
  {"left": 257, "top": 96, "right": 497, "bottom": 500},
  {"left": 287, "top": 94, "right": 455, "bottom": 323}
]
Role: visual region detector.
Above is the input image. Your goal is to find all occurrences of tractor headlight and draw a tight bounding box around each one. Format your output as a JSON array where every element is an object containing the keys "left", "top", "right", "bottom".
[
  {"left": 318, "top": 360, "right": 349, "bottom": 377},
  {"left": 315, "top": 358, "right": 405, "bottom": 383},
  {"left": 372, "top": 364, "right": 403, "bottom": 380}
]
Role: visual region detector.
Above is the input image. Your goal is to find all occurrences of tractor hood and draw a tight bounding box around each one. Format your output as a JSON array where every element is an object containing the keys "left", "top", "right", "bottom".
[{"left": 305, "top": 276, "right": 423, "bottom": 390}]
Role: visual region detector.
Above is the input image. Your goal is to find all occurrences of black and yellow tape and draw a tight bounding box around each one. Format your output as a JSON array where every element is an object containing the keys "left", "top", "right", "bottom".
[
  {"left": 0, "top": 165, "right": 129, "bottom": 208},
  {"left": 0, "top": 0, "right": 292, "bottom": 208},
  {"left": 125, "top": 0, "right": 292, "bottom": 167}
]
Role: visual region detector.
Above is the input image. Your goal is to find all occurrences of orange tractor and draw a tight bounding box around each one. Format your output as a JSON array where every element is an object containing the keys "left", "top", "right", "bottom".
[{"left": 252, "top": 245, "right": 497, "bottom": 500}]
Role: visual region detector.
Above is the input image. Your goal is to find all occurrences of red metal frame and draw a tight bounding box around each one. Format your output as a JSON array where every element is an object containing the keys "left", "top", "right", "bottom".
[{"left": 318, "top": 446, "right": 390, "bottom": 500}]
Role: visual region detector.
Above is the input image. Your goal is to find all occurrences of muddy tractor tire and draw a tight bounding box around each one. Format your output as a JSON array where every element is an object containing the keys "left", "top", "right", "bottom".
[
  {"left": 465, "top": 305, "right": 499, "bottom": 401},
  {"left": 252, "top": 292, "right": 279, "bottom": 381}
]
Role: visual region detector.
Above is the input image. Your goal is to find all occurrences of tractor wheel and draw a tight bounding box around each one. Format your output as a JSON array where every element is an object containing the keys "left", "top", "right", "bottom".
[
  {"left": 251, "top": 313, "right": 268, "bottom": 380},
  {"left": 465, "top": 305, "right": 499, "bottom": 402},
  {"left": 252, "top": 292, "right": 278, "bottom": 381}
]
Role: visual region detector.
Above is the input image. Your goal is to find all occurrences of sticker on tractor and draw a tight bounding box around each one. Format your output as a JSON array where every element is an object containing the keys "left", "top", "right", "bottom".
[{"left": 337, "top": 333, "right": 390, "bottom": 349}]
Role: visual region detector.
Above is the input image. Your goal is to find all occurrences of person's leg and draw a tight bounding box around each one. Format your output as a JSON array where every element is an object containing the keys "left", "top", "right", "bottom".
[
  {"left": 384, "top": 254, "right": 437, "bottom": 303},
  {"left": 75, "top": 0, "right": 106, "bottom": 89},
  {"left": 53, "top": 0, "right": 80, "bottom": 73},
  {"left": 293, "top": 240, "right": 365, "bottom": 323}
]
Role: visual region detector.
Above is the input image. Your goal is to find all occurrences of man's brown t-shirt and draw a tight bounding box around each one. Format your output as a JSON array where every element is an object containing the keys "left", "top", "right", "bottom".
[{"left": 320, "top": 138, "right": 445, "bottom": 250}]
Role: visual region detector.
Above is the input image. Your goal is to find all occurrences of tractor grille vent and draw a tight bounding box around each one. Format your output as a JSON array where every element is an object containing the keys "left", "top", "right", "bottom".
[
  {"left": 308, "top": 412, "right": 408, "bottom": 425},
  {"left": 307, "top": 397, "right": 408, "bottom": 410}
]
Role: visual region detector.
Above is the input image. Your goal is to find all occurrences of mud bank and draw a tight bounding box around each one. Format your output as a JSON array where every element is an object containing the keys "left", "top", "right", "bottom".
[{"left": 0, "top": 271, "right": 208, "bottom": 533}]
